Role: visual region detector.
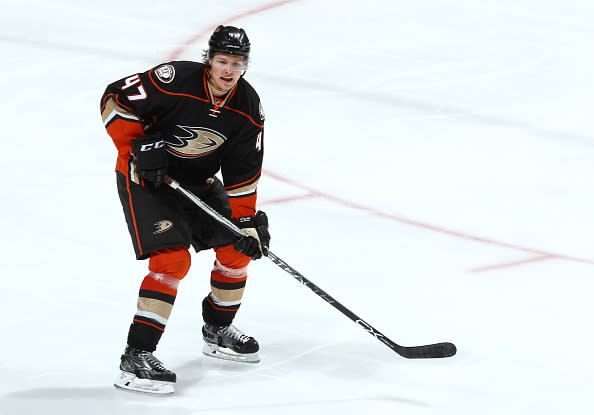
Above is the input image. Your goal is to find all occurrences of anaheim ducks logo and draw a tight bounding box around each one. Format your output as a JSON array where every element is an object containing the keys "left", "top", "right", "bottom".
[
  {"left": 155, "top": 64, "right": 175, "bottom": 83},
  {"left": 153, "top": 220, "right": 173, "bottom": 234},
  {"left": 165, "top": 126, "right": 227, "bottom": 158}
]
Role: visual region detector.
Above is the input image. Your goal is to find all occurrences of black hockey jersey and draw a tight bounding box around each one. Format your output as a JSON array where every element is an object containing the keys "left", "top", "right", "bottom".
[{"left": 100, "top": 61, "right": 264, "bottom": 218}]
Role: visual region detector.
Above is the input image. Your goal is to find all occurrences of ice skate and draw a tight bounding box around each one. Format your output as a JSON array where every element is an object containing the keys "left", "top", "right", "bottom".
[
  {"left": 202, "top": 323, "right": 260, "bottom": 363},
  {"left": 114, "top": 346, "right": 176, "bottom": 395}
]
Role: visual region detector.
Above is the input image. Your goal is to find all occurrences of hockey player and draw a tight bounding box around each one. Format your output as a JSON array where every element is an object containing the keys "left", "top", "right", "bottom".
[{"left": 100, "top": 25, "right": 271, "bottom": 395}]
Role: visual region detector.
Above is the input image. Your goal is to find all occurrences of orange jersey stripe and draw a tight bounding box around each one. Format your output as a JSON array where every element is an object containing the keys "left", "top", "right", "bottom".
[
  {"left": 148, "top": 69, "right": 210, "bottom": 103},
  {"left": 225, "top": 168, "right": 262, "bottom": 190},
  {"left": 228, "top": 193, "right": 257, "bottom": 219},
  {"left": 225, "top": 105, "right": 264, "bottom": 128},
  {"left": 125, "top": 162, "right": 144, "bottom": 258},
  {"left": 106, "top": 118, "right": 143, "bottom": 153}
]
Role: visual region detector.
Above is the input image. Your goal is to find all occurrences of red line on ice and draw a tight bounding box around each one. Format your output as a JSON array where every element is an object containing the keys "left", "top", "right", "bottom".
[
  {"left": 469, "top": 255, "right": 554, "bottom": 273},
  {"left": 163, "top": 2, "right": 594, "bottom": 271},
  {"left": 167, "top": 0, "right": 300, "bottom": 61},
  {"left": 263, "top": 170, "right": 594, "bottom": 270}
]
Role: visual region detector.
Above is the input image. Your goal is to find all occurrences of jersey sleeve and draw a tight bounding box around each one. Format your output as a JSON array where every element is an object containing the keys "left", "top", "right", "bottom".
[
  {"left": 99, "top": 64, "right": 170, "bottom": 173},
  {"left": 220, "top": 104, "right": 265, "bottom": 219}
]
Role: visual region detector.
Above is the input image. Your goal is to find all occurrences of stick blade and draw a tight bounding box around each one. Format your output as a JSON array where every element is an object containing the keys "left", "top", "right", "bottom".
[{"left": 397, "top": 342, "right": 457, "bottom": 359}]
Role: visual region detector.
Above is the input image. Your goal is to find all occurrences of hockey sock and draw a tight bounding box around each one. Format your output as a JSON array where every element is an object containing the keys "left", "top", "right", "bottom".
[
  {"left": 127, "top": 248, "right": 190, "bottom": 351},
  {"left": 202, "top": 250, "right": 249, "bottom": 326}
]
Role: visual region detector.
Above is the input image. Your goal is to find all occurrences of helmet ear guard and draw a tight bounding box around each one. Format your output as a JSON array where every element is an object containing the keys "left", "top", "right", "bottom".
[{"left": 207, "top": 25, "right": 251, "bottom": 65}]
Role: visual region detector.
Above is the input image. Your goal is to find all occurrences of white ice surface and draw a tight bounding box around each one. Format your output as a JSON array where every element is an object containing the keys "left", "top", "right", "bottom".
[{"left": 2, "top": 0, "right": 594, "bottom": 414}]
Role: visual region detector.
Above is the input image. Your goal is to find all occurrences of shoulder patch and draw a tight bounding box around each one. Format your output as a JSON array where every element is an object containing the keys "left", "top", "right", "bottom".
[
  {"left": 155, "top": 64, "right": 175, "bottom": 83},
  {"left": 259, "top": 101, "right": 265, "bottom": 121}
]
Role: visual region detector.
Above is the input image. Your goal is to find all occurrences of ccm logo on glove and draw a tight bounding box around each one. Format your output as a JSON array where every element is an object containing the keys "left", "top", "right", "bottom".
[
  {"left": 131, "top": 134, "right": 168, "bottom": 189},
  {"left": 138, "top": 140, "right": 165, "bottom": 151}
]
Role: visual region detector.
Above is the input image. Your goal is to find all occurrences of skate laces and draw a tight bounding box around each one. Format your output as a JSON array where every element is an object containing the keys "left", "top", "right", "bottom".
[
  {"left": 138, "top": 351, "right": 167, "bottom": 372},
  {"left": 220, "top": 325, "right": 251, "bottom": 344}
]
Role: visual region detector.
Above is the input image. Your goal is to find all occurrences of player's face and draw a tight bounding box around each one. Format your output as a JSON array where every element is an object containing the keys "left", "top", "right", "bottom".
[{"left": 208, "top": 53, "right": 246, "bottom": 94}]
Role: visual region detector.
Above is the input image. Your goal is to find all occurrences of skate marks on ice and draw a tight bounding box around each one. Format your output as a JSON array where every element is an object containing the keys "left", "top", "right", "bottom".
[
  {"left": 169, "top": 335, "right": 432, "bottom": 410},
  {"left": 255, "top": 343, "right": 431, "bottom": 411},
  {"left": 2, "top": 386, "right": 194, "bottom": 415},
  {"left": 0, "top": 33, "right": 154, "bottom": 62},
  {"left": 3, "top": 390, "right": 424, "bottom": 415},
  {"left": 196, "top": 395, "right": 428, "bottom": 413},
  {"left": 252, "top": 72, "right": 594, "bottom": 147}
]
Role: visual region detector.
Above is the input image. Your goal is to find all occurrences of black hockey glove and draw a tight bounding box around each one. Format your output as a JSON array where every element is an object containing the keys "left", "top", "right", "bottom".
[
  {"left": 130, "top": 134, "right": 168, "bottom": 189},
  {"left": 233, "top": 211, "right": 271, "bottom": 260}
]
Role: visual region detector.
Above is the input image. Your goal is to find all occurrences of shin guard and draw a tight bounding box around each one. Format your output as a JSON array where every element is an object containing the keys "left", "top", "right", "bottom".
[
  {"left": 127, "top": 248, "right": 190, "bottom": 351},
  {"left": 203, "top": 246, "right": 250, "bottom": 326}
]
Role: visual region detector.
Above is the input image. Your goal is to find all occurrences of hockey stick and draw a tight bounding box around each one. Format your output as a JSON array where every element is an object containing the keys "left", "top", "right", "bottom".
[{"left": 166, "top": 177, "right": 457, "bottom": 359}]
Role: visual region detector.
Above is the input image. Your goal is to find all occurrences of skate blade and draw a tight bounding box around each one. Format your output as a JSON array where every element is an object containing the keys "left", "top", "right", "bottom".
[
  {"left": 202, "top": 342, "right": 260, "bottom": 364},
  {"left": 114, "top": 371, "right": 175, "bottom": 395}
]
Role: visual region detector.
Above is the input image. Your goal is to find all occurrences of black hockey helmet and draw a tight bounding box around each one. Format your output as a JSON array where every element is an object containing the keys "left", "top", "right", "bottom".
[{"left": 207, "top": 25, "right": 251, "bottom": 62}]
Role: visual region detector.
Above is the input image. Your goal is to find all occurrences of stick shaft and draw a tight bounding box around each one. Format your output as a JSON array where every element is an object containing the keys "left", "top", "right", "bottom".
[{"left": 166, "top": 177, "right": 456, "bottom": 359}]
